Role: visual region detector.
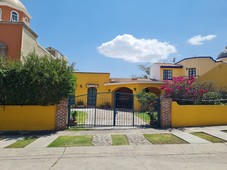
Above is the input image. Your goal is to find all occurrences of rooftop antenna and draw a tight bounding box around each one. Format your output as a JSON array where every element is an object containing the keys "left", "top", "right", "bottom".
[{"left": 173, "top": 57, "right": 176, "bottom": 63}]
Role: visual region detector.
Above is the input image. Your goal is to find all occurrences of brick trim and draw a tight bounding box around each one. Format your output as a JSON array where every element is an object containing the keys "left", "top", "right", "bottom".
[
  {"left": 160, "top": 98, "right": 172, "bottom": 128},
  {"left": 56, "top": 99, "right": 68, "bottom": 130}
]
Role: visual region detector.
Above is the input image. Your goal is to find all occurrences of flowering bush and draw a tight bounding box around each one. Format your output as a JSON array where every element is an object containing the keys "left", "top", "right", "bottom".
[{"left": 161, "top": 76, "right": 209, "bottom": 104}]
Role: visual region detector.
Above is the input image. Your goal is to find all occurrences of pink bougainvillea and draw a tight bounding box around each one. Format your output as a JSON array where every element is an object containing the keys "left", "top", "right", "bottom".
[{"left": 161, "top": 76, "right": 209, "bottom": 104}]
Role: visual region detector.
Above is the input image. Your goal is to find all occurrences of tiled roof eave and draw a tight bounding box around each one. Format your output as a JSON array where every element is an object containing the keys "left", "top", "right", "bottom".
[{"left": 104, "top": 81, "right": 163, "bottom": 86}]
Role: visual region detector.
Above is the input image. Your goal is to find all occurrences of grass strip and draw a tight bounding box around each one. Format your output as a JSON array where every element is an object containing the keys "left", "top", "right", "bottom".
[
  {"left": 5, "top": 137, "right": 38, "bottom": 148},
  {"left": 112, "top": 135, "right": 129, "bottom": 146},
  {"left": 71, "top": 111, "right": 87, "bottom": 125},
  {"left": 48, "top": 136, "right": 93, "bottom": 147},
  {"left": 144, "top": 134, "right": 188, "bottom": 144},
  {"left": 135, "top": 112, "right": 158, "bottom": 124},
  {"left": 76, "top": 111, "right": 87, "bottom": 124},
  {"left": 135, "top": 112, "right": 150, "bottom": 124},
  {"left": 192, "top": 132, "right": 226, "bottom": 143},
  {"left": 66, "top": 128, "right": 92, "bottom": 132}
]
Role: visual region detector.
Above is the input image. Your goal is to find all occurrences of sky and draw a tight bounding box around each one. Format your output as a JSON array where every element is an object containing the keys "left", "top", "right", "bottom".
[{"left": 21, "top": 0, "right": 227, "bottom": 78}]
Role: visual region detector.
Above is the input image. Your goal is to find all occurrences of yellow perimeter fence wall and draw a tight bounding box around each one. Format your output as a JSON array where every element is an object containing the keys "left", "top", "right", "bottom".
[
  {"left": 172, "top": 102, "right": 227, "bottom": 127},
  {"left": 0, "top": 106, "right": 56, "bottom": 131}
]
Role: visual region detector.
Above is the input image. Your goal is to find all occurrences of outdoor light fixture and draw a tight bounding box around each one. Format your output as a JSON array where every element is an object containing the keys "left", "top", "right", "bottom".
[
  {"left": 134, "top": 88, "right": 137, "bottom": 91},
  {"left": 108, "top": 89, "right": 111, "bottom": 92},
  {"left": 80, "top": 85, "right": 82, "bottom": 88}
]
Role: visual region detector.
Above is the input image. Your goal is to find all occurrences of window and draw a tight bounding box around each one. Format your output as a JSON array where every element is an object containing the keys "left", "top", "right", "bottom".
[
  {"left": 11, "top": 11, "right": 19, "bottom": 22},
  {"left": 188, "top": 68, "right": 196, "bottom": 77},
  {"left": 0, "top": 8, "right": 2, "bottom": 21},
  {"left": 163, "top": 70, "right": 172, "bottom": 80},
  {"left": 24, "top": 17, "right": 29, "bottom": 24},
  {"left": 0, "top": 42, "right": 7, "bottom": 60}
]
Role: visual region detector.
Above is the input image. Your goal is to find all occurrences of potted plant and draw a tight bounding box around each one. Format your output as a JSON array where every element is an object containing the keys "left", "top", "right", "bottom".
[
  {"left": 77, "top": 100, "right": 84, "bottom": 108},
  {"left": 70, "top": 111, "right": 77, "bottom": 126},
  {"left": 149, "top": 111, "right": 157, "bottom": 125}
]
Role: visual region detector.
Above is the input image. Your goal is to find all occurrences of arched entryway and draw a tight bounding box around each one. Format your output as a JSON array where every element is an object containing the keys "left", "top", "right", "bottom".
[
  {"left": 87, "top": 87, "right": 97, "bottom": 106},
  {"left": 143, "top": 87, "right": 161, "bottom": 96},
  {"left": 114, "top": 87, "right": 133, "bottom": 109}
]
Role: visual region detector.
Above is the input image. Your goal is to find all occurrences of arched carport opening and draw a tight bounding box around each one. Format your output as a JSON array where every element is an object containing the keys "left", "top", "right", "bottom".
[
  {"left": 143, "top": 87, "right": 161, "bottom": 96},
  {"left": 114, "top": 87, "right": 133, "bottom": 109}
]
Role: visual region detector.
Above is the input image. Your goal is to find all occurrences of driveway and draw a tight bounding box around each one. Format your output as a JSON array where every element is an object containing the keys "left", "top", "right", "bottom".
[{"left": 73, "top": 108, "right": 147, "bottom": 127}]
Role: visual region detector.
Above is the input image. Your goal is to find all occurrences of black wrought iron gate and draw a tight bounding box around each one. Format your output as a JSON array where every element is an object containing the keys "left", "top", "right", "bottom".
[{"left": 68, "top": 92, "right": 160, "bottom": 128}]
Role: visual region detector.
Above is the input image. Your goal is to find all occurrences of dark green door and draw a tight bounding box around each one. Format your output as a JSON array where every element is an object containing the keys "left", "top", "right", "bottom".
[{"left": 87, "top": 87, "right": 97, "bottom": 106}]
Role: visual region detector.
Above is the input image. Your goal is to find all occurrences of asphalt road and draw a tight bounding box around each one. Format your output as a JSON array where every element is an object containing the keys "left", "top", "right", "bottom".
[{"left": 1, "top": 144, "right": 227, "bottom": 170}]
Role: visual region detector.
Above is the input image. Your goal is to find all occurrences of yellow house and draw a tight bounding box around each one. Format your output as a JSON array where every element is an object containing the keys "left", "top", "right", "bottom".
[
  {"left": 74, "top": 72, "right": 162, "bottom": 111},
  {"left": 74, "top": 47, "right": 227, "bottom": 111},
  {"left": 150, "top": 46, "right": 227, "bottom": 89}
]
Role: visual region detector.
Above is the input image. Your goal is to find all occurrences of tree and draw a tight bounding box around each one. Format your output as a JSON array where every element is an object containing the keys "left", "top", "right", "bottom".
[
  {"left": 0, "top": 52, "right": 76, "bottom": 105},
  {"left": 132, "top": 63, "right": 150, "bottom": 79}
]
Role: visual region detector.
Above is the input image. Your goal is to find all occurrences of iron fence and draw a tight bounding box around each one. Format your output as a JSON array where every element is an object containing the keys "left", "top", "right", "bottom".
[{"left": 68, "top": 92, "right": 160, "bottom": 128}]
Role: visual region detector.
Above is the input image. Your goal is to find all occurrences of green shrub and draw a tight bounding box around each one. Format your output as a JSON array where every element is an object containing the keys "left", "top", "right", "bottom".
[
  {"left": 77, "top": 100, "right": 84, "bottom": 105},
  {"left": 202, "top": 91, "right": 227, "bottom": 105},
  {"left": 99, "top": 102, "right": 111, "bottom": 109},
  {"left": 71, "top": 111, "right": 77, "bottom": 119},
  {"left": 136, "top": 91, "right": 158, "bottom": 122},
  {"left": 0, "top": 53, "right": 76, "bottom": 105}
]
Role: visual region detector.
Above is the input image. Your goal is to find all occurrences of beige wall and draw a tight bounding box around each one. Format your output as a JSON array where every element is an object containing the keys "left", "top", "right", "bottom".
[
  {"left": 198, "top": 62, "right": 227, "bottom": 89},
  {"left": 21, "top": 26, "right": 51, "bottom": 58},
  {"left": 177, "top": 58, "right": 219, "bottom": 77}
]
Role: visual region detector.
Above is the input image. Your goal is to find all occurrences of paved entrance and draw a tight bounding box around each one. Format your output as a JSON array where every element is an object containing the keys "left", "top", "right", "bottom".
[{"left": 72, "top": 108, "right": 147, "bottom": 127}]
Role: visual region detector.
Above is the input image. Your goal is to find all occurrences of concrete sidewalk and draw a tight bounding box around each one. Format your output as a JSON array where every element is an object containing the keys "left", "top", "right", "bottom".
[
  {"left": 1, "top": 126, "right": 227, "bottom": 169},
  {"left": 0, "top": 125, "right": 227, "bottom": 148}
]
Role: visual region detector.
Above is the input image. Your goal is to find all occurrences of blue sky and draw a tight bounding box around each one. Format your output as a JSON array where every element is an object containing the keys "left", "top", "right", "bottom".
[{"left": 22, "top": 0, "right": 227, "bottom": 77}]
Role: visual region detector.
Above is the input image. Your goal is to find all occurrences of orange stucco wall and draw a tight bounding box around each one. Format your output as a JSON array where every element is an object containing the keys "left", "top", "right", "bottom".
[
  {"left": 0, "top": 23, "right": 22, "bottom": 60},
  {"left": 0, "top": 6, "right": 29, "bottom": 23}
]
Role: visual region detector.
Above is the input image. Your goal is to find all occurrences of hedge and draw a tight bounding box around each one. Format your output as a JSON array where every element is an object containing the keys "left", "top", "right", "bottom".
[{"left": 0, "top": 53, "right": 75, "bottom": 105}]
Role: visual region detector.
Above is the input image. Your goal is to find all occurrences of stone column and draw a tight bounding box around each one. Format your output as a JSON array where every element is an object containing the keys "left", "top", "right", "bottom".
[
  {"left": 160, "top": 98, "right": 172, "bottom": 128},
  {"left": 56, "top": 99, "right": 68, "bottom": 130}
]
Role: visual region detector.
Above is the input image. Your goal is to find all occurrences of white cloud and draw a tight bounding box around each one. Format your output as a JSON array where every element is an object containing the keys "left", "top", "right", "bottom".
[
  {"left": 187, "top": 34, "right": 216, "bottom": 45},
  {"left": 97, "top": 34, "right": 177, "bottom": 63}
]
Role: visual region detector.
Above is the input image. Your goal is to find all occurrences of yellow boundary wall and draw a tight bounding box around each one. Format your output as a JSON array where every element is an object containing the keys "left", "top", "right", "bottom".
[
  {"left": 0, "top": 105, "right": 56, "bottom": 131},
  {"left": 172, "top": 102, "right": 227, "bottom": 127}
]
